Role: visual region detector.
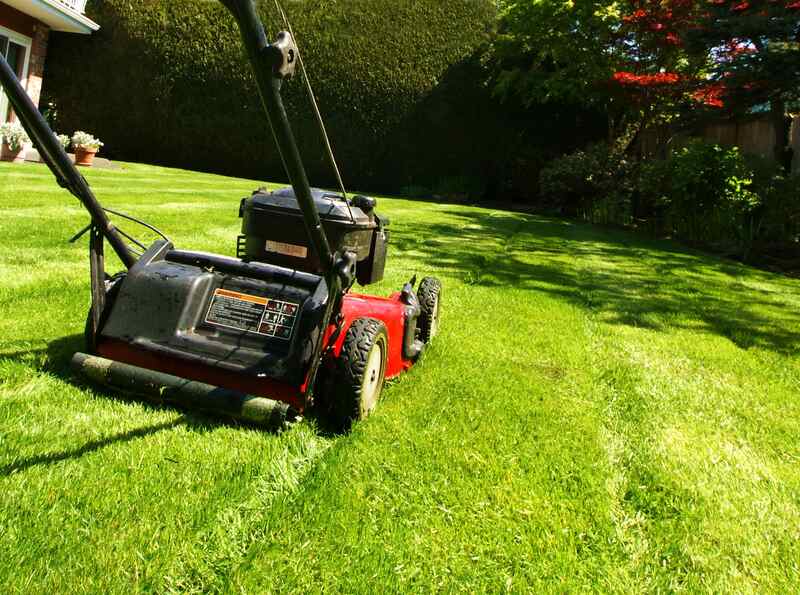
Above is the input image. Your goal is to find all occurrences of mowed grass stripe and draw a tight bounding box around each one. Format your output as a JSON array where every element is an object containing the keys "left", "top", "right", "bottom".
[
  {"left": 228, "top": 221, "right": 624, "bottom": 592},
  {"left": 574, "top": 237, "right": 800, "bottom": 591},
  {"left": 6, "top": 186, "right": 260, "bottom": 196},
  {"left": 229, "top": 210, "right": 799, "bottom": 591},
  {"left": 0, "top": 161, "right": 312, "bottom": 593},
  {"left": 1, "top": 161, "right": 799, "bottom": 592},
  {"left": 160, "top": 425, "right": 331, "bottom": 594}
]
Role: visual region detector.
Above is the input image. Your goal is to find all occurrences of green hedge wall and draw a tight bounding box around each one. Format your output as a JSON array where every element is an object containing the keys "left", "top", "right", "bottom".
[{"left": 43, "top": 0, "right": 502, "bottom": 193}]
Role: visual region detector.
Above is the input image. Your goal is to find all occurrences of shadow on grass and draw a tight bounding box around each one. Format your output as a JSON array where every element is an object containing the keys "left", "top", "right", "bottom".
[
  {"left": 0, "top": 334, "right": 299, "bottom": 475},
  {"left": 0, "top": 417, "right": 187, "bottom": 477},
  {"left": 2, "top": 334, "right": 291, "bottom": 438},
  {"left": 391, "top": 208, "right": 800, "bottom": 354}
]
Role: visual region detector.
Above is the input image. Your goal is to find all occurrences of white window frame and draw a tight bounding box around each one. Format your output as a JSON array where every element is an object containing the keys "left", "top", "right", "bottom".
[{"left": 0, "top": 24, "right": 33, "bottom": 124}]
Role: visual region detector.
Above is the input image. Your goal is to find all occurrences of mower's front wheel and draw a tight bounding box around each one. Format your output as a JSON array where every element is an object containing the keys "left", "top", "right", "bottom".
[
  {"left": 330, "top": 317, "right": 388, "bottom": 431},
  {"left": 417, "top": 276, "right": 442, "bottom": 343}
]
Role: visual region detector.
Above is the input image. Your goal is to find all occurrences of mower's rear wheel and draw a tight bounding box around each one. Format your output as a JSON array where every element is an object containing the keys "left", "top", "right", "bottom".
[
  {"left": 330, "top": 317, "right": 388, "bottom": 431},
  {"left": 417, "top": 276, "right": 442, "bottom": 343}
]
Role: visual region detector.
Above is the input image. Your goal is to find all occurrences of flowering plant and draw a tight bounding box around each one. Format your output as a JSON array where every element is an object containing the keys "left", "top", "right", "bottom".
[
  {"left": 71, "top": 131, "right": 104, "bottom": 151},
  {"left": 0, "top": 121, "right": 31, "bottom": 151},
  {"left": 56, "top": 133, "right": 70, "bottom": 150}
]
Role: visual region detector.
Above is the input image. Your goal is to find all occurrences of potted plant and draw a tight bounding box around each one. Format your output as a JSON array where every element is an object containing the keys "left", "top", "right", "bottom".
[
  {"left": 0, "top": 121, "right": 31, "bottom": 163},
  {"left": 71, "top": 131, "right": 104, "bottom": 166}
]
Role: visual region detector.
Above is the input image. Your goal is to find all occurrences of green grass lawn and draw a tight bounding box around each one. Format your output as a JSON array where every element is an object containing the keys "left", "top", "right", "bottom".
[{"left": 1, "top": 161, "right": 799, "bottom": 593}]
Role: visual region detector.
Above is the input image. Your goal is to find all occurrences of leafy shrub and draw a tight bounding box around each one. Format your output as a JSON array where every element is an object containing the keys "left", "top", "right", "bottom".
[
  {"left": 399, "top": 185, "right": 433, "bottom": 199},
  {"left": 432, "top": 175, "right": 487, "bottom": 201},
  {"left": 539, "top": 143, "right": 634, "bottom": 223},
  {"left": 663, "top": 141, "right": 760, "bottom": 252},
  {"left": 747, "top": 157, "right": 800, "bottom": 249},
  {"left": 636, "top": 157, "right": 673, "bottom": 234},
  {"left": 543, "top": 138, "right": 797, "bottom": 261}
]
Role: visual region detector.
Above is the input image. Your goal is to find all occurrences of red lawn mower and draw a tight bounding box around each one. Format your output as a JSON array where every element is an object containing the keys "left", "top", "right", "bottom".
[{"left": 0, "top": 0, "right": 441, "bottom": 430}]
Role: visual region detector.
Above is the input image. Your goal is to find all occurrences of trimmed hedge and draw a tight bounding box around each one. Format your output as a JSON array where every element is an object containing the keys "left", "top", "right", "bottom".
[{"left": 43, "top": 0, "right": 501, "bottom": 193}]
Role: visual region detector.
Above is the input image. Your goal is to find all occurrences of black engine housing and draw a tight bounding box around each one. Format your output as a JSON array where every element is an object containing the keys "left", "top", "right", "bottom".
[{"left": 238, "top": 187, "right": 388, "bottom": 285}]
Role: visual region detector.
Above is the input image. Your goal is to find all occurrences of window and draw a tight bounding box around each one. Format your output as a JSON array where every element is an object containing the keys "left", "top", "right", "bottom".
[{"left": 0, "top": 26, "right": 32, "bottom": 124}]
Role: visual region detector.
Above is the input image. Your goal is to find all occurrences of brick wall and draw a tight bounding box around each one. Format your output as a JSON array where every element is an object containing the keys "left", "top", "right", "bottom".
[
  {"left": 1, "top": 2, "right": 49, "bottom": 111},
  {"left": 26, "top": 23, "right": 49, "bottom": 108},
  {"left": 0, "top": 2, "right": 36, "bottom": 37}
]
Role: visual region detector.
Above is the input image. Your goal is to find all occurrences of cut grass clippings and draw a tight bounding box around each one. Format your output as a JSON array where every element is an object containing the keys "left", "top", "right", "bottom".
[{"left": 1, "top": 161, "right": 799, "bottom": 592}]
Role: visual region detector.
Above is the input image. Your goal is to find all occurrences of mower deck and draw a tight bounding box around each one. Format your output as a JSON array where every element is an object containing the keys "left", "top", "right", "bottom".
[
  {"left": 95, "top": 289, "right": 417, "bottom": 414},
  {"left": 91, "top": 240, "right": 420, "bottom": 415}
]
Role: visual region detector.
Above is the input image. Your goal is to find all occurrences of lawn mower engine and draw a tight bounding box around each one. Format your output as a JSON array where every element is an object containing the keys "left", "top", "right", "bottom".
[
  {"left": 239, "top": 187, "right": 389, "bottom": 286},
  {"left": 0, "top": 0, "right": 441, "bottom": 431}
]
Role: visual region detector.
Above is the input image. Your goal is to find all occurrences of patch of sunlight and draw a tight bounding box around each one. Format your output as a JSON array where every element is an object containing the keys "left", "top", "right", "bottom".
[
  {"left": 203, "top": 226, "right": 242, "bottom": 242},
  {"left": 0, "top": 268, "right": 83, "bottom": 293},
  {"left": 659, "top": 426, "right": 779, "bottom": 489},
  {"left": 600, "top": 425, "right": 650, "bottom": 578},
  {"left": 658, "top": 424, "right": 800, "bottom": 586},
  {"left": 616, "top": 328, "right": 748, "bottom": 418},
  {"left": 8, "top": 205, "right": 85, "bottom": 218},
  {"left": 137, "top": 201, "right": 232, "bottom": 210},
  {"left": 161, "top": 426, "right": 331, "bottom": 594}
]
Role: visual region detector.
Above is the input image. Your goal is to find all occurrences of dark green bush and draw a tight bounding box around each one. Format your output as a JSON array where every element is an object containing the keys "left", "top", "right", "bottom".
[
  {"left": 747, "top": 158, "right": 800, "bottom": 249},
  {"left": 43, "top": 0, "right": 498, "bottom": 192},
  {"left": 542, "top": 139, "right": 799, "bottom": 262},
  {"left": 664, "top": 141, "right": 760, "bottom": 252},
  {"left": 539, "top": 143, "right": 635, "bottom": 223},
  {"left": 635, "top": 157, "right": 673, "bottom": 234}
]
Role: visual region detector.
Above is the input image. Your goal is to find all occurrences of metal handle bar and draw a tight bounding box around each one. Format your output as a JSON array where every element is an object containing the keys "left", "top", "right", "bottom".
[
  {"left": 0, "top": 53, "right": 136, "bottom": 268},
  {"left": 219, "top": 0, "right": 335, "bottom": 273}
]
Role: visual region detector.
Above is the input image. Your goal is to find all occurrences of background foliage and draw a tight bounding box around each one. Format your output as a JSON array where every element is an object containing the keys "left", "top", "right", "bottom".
[
  {"left": 541, "top": 140, "right": 800, "bottom": 265},
  {"left": 41, "top": 0, "right": 800, "bottom": 268},
  {"left": 44, "top": 0, "right": 504, "bottom": 194}
]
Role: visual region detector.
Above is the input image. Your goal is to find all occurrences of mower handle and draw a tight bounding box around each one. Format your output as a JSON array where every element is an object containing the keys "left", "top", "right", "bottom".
[
  {"left": 219, "top": 0, "right": 335, "bottom": 274},
  {"left": 0, "top": 53, "right": 137, "bottom": 269},
  {"left": 0, "top": 0, "right": 334, "bottom": 275}
]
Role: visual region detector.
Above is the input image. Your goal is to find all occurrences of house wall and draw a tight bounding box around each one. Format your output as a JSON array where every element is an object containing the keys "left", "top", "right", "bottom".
[
  {"left": 26, "top": 23, "right": 49, "bottom": 108},
  {"left": 0, "top": 1, "right": 50, "bottom": 110},
  {"left": 0, "top": 2, "right": 36, "bottom": 37}
]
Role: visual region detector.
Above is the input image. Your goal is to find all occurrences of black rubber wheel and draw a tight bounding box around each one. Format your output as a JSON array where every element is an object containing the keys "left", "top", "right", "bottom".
[
  {"left": 417, "top": 277, "right": 442, "bottom": 344},
  {"left": 329, "top": 317, "right": 388, "bottom": 431}
]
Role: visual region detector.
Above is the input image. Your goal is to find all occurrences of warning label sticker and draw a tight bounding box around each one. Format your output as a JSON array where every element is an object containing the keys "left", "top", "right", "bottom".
[
  {"left": 204, "top": 288, "right": 299, "bottom": 340},
  {"left": 265, "top": 240, "right": 308, "bottom": 259}
]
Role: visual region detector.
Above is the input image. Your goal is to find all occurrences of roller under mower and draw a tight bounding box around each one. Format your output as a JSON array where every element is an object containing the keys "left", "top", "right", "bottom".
[{"left": 0, "top": 0, "right": 441, "bottom": 430}]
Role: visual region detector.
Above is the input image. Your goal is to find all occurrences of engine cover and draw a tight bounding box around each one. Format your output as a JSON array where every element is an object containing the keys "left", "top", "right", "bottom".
[
  {"left": 98, "top": 241, "right": 330, "bottom": 388},
  {"left": 238, "top": 187, "right": 389, "bottom": 284}
]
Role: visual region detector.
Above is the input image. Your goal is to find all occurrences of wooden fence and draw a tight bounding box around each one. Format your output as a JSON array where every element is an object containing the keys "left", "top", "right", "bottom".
[{"left": 641, "top": 114, "right": 800, "bottom": 173}]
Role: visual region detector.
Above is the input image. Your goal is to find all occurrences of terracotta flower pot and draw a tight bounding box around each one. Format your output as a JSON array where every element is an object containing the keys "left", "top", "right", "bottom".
[
  {"left": 75, "top": 147, "right": 98, "bottom": 166},
  {"left": 1, "top": 141, "right": 26, "bottom": 163}
]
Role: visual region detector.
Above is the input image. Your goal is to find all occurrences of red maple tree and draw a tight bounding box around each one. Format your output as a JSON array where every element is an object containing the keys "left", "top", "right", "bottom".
[{"left": 613, "top": 0, "right": 800, "bottom": 112}]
